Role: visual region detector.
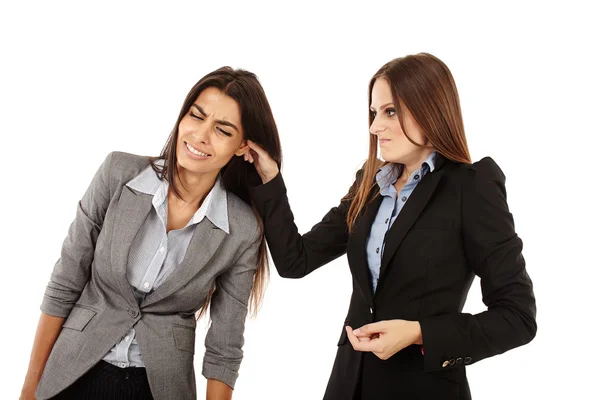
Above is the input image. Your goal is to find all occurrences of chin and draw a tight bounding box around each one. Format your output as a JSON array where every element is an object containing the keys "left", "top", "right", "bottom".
[{"left": 380, "top": 152, "right": 404, "bottom": 164}]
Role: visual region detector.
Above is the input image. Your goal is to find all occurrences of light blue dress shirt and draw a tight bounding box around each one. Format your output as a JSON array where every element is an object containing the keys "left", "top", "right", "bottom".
[{"left": 365, "top": 152, "right": 437, "bottom": 292}]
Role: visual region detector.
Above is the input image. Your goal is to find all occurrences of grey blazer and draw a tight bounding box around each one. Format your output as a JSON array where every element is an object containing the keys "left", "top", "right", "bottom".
[{"left": 35, "top": 152, "right": 261, "bottom": 400}]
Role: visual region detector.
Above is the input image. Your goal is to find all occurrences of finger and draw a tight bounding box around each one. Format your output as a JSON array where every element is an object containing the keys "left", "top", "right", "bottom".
[
  {"left": 353, "top": 321, "right": 387, "bottom": 337},
  {"left": 346, "top": 326, "right": 378, "bottom": 352},
  {"left": 246, "top": 140, "right": 269, "bottom": 158}
]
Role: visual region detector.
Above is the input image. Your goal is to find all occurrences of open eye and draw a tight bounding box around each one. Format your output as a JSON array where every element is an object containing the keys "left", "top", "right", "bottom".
[{"left": 385, "top": 108, "right": 396, "bottom": 117}]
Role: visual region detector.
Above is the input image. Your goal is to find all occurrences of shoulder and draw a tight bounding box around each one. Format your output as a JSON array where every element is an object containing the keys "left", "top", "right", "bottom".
[
  {"left": 100, "top": 151, "right": 153, "bottom": 187},
  {"left": 227, "top": 192, "right": 260, "bottom": 241},
  {"left": 108, "top": 151, "right": 153, "bottom": 178},
  {"left": 459, "top": 156, "right": 506, "bottom": 186}
]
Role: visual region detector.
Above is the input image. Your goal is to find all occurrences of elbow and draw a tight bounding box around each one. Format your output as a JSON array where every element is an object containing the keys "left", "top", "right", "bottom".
[
  {"left": 521, "top": 312, "right": 537, "bottom": 346},
  {"left": 274, "top": 263, "right": 309, "bottom": 279}
]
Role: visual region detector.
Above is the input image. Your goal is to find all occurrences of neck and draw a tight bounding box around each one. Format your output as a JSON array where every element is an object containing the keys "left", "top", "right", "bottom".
[{"left": 171, "top": 165, "right": 219, "bottom": 206}]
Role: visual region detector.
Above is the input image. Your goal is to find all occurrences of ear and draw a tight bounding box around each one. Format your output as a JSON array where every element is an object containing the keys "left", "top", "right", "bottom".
[{"left": 235, "top": 140, "right": 250, "bottom": 157}]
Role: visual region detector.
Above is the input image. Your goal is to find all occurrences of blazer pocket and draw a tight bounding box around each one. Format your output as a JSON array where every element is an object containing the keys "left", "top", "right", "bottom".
[
  {"left": 63, "top": 306, "right": 97, "bottom": 331},
  {"left": 411, "top": 216, "right": 455, "bottom": 231},
  {"left": 173, "top": 323, "right": 196, "bottom": 354}
]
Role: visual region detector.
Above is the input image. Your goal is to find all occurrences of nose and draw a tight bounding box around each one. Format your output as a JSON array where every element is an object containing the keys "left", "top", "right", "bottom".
[
  {"left": 370, "top": 116, "right": 384, "bottom": 136},
  {"left": 191, "top": 124, "right": 210, "bottom": 144}
]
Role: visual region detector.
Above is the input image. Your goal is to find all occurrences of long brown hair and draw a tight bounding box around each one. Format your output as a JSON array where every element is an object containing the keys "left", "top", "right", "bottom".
[
  {"left": 151, "top": 67, "right": 282, "bottom": 317},
  {"left": 347, "top": 53, "right": 471, "bottom": 231}
]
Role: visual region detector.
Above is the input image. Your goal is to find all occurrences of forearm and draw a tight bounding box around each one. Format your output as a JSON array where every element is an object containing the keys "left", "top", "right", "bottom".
[
  {"left": 206, "top": 379, "right": 233, "bottom": 400},
  {"left": 21, "top": 312, "right": 65, "bottom": 395}
]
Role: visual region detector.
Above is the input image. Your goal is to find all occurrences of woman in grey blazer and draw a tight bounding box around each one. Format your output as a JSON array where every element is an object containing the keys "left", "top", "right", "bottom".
[{"left": 20, "top": 67, "right": 282, "bottom": 400}]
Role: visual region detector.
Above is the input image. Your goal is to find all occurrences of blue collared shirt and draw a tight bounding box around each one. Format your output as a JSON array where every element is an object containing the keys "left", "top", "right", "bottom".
[
  {"left": 365, "top": 152, "right": 437, "bottom": 292},
  {"left": 103, "top": 162, "right": 229, "bottom": 368}
]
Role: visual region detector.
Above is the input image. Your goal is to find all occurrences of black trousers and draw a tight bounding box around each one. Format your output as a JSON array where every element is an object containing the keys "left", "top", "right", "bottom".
[{"left": 51, "top": 361, "right": 153, "bottom": 400}]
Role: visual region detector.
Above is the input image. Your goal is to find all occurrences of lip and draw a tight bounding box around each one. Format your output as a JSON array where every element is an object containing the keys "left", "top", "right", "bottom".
[
  {"left": 183, "top": 141, "right": 211, "bottom": 159},
  {"left": 378, "top": 139, "right": 391, "bottom": 144}
]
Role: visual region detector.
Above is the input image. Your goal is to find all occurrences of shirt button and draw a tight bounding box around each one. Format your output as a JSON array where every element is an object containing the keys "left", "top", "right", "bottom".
[
  {"left": 376, "top": 247, "right": 380, "bottom": 254},
  {"left": 401, "top": 196, "right": 407, "bottom": 202},
  {"left": 143, "top": 282, "right": 150, "bottom": 289},
  {"left": 384, "top": 218, "right": 389, "bottom": 223},
  {"left": 120, "top": 362, "right": 126, "bottom": 368},
  {"left": 125, "top": 336, "right": 130, "bottom": 341},
  {"left": 369, "top": 308, "right": 373, "bottom": 313},
  {"left": 159, "top": 247, "right": 165, "bottom": 253},
  {"left": 414, "top": 174, "right": 420, "bottom": 180}
]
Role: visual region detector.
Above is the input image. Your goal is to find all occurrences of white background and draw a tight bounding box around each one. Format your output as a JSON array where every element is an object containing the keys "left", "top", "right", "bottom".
[{"left": 1, "top": 1, "right": 598, "bottom": 399}]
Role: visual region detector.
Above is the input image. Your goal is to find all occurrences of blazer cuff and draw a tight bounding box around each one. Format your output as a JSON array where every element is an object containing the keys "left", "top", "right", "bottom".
[
  {"left": 202, "top": 362, "right": 239, "bottom": 389},
  {"left": 419, "top": 315, "right": 472, "bottom": 372},
  {"left": 249, "top": 172, "right": 286, "bottom": 203},
  {"left": 40, "top": 288, "right": 75, "bottom": 318}
]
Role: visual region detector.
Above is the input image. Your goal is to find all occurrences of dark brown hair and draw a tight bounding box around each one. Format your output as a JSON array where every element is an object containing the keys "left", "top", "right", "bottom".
[
  {"left": 152, "top": 67, "right": 282, "bottom": 317},
  {"left": 347, "top": 53, "right": 471, "bottom": 231}
]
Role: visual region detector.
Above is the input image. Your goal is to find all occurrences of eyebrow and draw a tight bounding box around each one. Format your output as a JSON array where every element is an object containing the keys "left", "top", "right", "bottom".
[
  {"left": 369, "top": 102, "right": 395, "bottom": 111},
  {"left": 191, "top": 104, "right": 240, "bottom": 132}
]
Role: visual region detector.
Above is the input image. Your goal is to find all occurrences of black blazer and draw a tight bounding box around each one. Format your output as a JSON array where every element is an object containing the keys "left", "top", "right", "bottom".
[{"left": 251, "top": 156, "right": 536, "bottom": 400}]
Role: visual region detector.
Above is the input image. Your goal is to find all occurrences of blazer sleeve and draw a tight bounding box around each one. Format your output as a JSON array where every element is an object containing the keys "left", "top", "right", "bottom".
[
  {"left": 419, "top": 157, "right": 537, "bottom": 371},
  {"left": 40, "top": 152, "right": 115, "bottom": 317},
  {"left": 249, "top": 171, "right": 360, "bottom": 279},
  {"left": 202, "top": 227, "right": 260, "bottom": 389}
]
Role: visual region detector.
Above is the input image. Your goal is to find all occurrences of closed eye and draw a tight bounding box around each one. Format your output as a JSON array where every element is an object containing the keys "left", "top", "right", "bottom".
[
  {"left": 190, "top": 111, "right": 204, "bottom": 120},
  {"left": 216, "top": 127, "right": 232, "bottom": 137}
]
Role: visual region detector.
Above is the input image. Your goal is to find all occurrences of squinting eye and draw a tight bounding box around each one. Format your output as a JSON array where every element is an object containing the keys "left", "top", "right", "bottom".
[
  {"left": 190, "top": 111, "right": 204, "bottom": 120},
  {"left": 216, "top": 127, "right": 233, "bottom": 137},
  {"left": 386, "top": 108, "right": 396, "bottom": 117}
]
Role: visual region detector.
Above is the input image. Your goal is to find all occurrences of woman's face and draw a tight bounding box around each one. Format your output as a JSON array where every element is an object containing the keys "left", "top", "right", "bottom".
[
  {"left": 369, "top": 78, "right": 429, "bottom": 166},
  {"left": 176, "top": 87, "right": 248, "bottom": 175}
]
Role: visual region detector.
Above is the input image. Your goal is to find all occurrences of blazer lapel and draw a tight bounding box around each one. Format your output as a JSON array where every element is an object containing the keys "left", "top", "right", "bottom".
[
  {"left": 378, "top": 166, "right": 444, "bottom": 281},
  {"left": 347, "top": 194, "right": 383, "bottom": 307},
  {"left": 141, "top": 218, "right": 227, "bottom": 307},
  {"left": 111, "top": 186, "right": 154, "bottom": 305}
]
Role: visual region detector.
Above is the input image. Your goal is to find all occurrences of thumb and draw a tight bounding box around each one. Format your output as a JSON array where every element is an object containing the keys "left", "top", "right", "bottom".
[{"left": 353, "top": 321, "right": 386, "bottom": 337}]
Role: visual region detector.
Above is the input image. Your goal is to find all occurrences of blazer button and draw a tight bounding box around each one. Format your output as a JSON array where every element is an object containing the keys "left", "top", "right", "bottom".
[
  {"left": 128, "top": 309, "right": 139, "bottom": 318},
  {"left": 464, "top": 357, "right": 472, "bottom": 364},
  {"left": 369, "top": 307, "right": 373, "bottom": 314}
]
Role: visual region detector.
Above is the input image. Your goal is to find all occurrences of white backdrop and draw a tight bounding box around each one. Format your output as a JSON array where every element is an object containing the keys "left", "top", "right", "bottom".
[{"left": 1, "top": 1, "right": 598, "bottom": 399}]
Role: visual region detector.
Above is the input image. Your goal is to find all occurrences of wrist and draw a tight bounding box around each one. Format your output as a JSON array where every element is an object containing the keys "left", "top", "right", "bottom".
[
  {"left": 262, "top": 171, "right": 279, "bottom": 184},
  {"left": 413, "top": 321, "right": 423, "bottom": 345}
]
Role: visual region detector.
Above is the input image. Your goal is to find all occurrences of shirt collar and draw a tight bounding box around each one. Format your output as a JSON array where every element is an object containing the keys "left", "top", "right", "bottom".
[
  {"left": 126, "top": 162, "right": 229, "bottom": 234},
  {"left": 375, "top": 151, "right": 438, "bottom": 193}
]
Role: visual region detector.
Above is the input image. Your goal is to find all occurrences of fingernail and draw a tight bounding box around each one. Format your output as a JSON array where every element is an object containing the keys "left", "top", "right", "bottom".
[{"left": 353, "top": 329, "right": 360, "bottom": 335}]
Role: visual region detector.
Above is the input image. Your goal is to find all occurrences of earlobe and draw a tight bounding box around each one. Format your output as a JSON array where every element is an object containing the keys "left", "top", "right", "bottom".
[{"left": 235, "top": 140, "right": 250, "bottom": 157}]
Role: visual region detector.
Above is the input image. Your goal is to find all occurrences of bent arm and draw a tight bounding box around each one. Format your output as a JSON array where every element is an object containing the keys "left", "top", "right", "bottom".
[
  {"left": 250, "top": 171, "right": 361, "bottom": 278},
  {"left": 419, "top": 157, "right": 536, "bottom": 371}
]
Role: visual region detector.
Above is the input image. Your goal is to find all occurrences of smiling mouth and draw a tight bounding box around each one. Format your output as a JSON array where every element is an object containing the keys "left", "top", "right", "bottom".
[{"left": 185, "top": 142, "right": 211, "bottom": 157}]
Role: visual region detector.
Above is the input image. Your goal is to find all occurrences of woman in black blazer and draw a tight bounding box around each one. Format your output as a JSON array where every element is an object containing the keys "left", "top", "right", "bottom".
[{"left": 246, "top": 53, "right": 536, "bottom": 400}]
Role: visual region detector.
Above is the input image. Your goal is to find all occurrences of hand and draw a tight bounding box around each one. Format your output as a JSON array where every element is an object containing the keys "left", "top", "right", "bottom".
[
  {"left": 346, "top": 320, "right": 423, "bottom": 360},
  {"left": 244, "top": 140, "right": 279, "bottom": 184}
]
